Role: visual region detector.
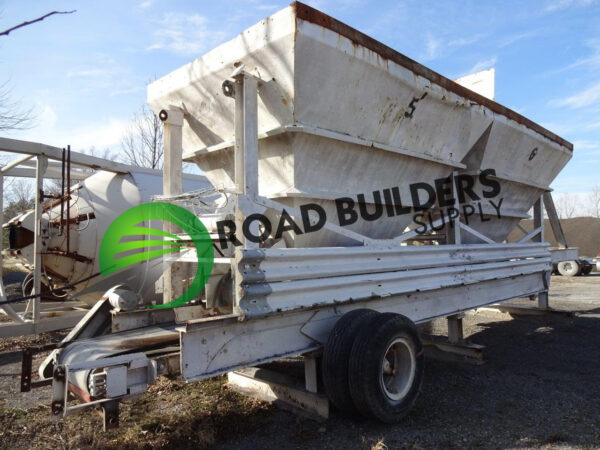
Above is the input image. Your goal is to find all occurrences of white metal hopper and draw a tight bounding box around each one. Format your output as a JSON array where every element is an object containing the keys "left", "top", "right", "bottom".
[{"left": 148, "top": 2, "right": 573, "bottom": 246}]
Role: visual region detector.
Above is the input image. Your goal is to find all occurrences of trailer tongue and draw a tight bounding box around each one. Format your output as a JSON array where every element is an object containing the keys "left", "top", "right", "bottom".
[{"left": 29, "top": 1, "right": 573, "bottom": 429}]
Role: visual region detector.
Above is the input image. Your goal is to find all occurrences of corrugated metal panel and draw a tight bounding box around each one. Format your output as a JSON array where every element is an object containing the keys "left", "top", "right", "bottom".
[{"left": 237, "top": 244, "right": 551, "bottom": 317}]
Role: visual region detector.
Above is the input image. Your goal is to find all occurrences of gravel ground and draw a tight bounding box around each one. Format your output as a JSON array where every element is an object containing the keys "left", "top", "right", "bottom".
[
  {"left": 0, "top": 274, "right": 598, "bottom": 449},
  {"left": 222, "top": 274, "right": 600, "bottom": 450}
]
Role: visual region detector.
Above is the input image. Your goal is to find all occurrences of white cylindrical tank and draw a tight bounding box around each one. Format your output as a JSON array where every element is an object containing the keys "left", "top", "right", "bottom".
[{"left": 5, "top": 169, "right": 209, "bottom": 305}]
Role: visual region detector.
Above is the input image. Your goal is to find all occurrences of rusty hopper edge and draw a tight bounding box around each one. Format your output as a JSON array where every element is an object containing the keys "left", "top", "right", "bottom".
[{"left": 292, "top": 1, "right": 573, "bottom": 151}]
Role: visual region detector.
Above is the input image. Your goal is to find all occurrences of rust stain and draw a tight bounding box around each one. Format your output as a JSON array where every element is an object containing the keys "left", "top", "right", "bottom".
[
  {"left": 379, "top": 103, "right": 396, "bottom": 125},
  {"left": 68, "top": 381, "right": 93, "bottom": 402},
  {"left": 392, "top": 107, "right": 405, "bottom": 126},
  {"left": 290, "top": 1, "right": 573, "bottom": 151}
]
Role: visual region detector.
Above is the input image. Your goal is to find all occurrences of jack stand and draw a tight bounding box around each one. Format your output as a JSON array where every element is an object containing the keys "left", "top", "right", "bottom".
[
  {"left": 101, "top": 401, "right": 119, "bottom": 431},
  {"left": 447, "top": 313, "right": 464, "bottom": 343},
  {"left": 227, "top": 353, "right": 329, "bottom": 420},
  {"left": 538, "top": 291, "right": 549, "bottom": 310},
  {"left": 304, "top": 353, "right": 318, "bottom": 394},
  {"left": 422, "top": 313, "right": 485, "bottom": 364},
  {"left": 20, "top": 343, "right": 57, "bottom": 392}
]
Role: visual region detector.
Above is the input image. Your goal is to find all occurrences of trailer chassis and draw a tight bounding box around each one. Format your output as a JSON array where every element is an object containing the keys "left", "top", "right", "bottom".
[{"left": 38, "top": 70, "right": 567, "bottom": 428}]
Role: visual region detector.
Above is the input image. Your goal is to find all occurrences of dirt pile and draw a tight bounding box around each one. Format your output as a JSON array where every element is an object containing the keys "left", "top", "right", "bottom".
[{"left": 508, "top": 216, "right": 600, "bottom": 257}]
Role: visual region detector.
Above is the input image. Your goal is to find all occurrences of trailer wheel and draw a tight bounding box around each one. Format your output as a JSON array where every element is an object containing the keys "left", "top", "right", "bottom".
[
  {"left": 557, "top": 260, "right": 580, "bottom": 277},
  {"left": 322, "top": 308, "right": 378, "bottom": 414},
  {"left": 348, "top": 313, "right": 423, "bottom": 423}
]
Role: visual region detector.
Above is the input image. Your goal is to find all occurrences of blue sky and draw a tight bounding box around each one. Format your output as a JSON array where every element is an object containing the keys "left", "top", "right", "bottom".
[{"left": 0, "top": 0, "right": 599, "bottom": 202}]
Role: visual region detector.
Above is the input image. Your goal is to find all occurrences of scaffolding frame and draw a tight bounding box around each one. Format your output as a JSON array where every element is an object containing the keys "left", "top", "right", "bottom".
[{"left": 0, "top": 138, "right": 167, "bottom": 337}]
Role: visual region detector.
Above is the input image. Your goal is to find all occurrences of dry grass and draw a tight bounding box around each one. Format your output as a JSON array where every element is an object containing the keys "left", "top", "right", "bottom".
[
  {"left": 0, "top": 330, "right": 67, "bottom": 353},
  {"left": 371, "top": 438, "right": 388, "bottom": 450},
  {"left": 0, "top": 376, "right": 272, "bottom": 449}
]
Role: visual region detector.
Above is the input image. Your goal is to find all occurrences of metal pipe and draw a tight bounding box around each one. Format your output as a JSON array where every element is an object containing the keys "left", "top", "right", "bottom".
[
  {"left": 32, "top": 155, "right": 48, "bottom": 324},
  {"left": 60, "top": 148, "right": 65, "bottom": 236},
  {"left": 20, "top": 159, "right": 89, "bottom": 170},
  {"left": 66, "top": 145, "right": 71, "bottom": 255},
  {"left": 0, "top": 154, "right": 34, "bottom": 173}
]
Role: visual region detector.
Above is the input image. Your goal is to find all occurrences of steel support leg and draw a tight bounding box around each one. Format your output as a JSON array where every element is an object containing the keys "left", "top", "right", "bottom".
[
  {"left": 161, "top": 107, "right": 184, "bottom": 305},
  {"left": 447, "top": 313, "right": 464, "bottom": 344},
  {"left": 537, "top": 269, "right": 551, "bottom": 309},
  {"left": 537, "top": 291, "right": 549, "bottom": 309},
  {"left": 102, "top": 400, "right": 119, "bottom": 431},
  {"left": 304, "top": 354, "right": 318, "bottom": 394}
]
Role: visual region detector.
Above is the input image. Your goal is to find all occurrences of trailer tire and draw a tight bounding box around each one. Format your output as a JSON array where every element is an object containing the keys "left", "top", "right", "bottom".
[
  {"left": 557, "top": 260, "right": 580, "bottom": 277},
  {"left": 348, "top": 313, "right": 423, "bottom": 423},
  {"left": 322, "top": 308, "right": 378, "bottom": 414}
]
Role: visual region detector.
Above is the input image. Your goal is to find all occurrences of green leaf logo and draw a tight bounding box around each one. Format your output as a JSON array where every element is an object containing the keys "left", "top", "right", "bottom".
[{"left": 99, "top": 202, "right": 214, "bottom": 309}]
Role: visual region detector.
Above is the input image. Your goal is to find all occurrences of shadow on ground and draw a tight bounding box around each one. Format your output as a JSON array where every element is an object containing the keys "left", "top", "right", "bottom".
[{"left": 221, "top": 309, "right": 600, "bottom": 449}]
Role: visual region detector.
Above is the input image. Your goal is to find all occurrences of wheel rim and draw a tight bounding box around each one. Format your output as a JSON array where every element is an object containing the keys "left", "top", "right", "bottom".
[
  {"left": 564, "top": 262, "right": 572, "bottom": 271},
  {"left": 380, "top": 337, "right": 416, "bottom": 401}
]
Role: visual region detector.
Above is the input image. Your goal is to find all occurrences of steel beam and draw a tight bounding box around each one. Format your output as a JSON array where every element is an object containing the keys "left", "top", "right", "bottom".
[
  {"left": 0, "top": 137, "right": 161, "bottom": 174},
  {"left": 0, "top": 311, "right": 86, "bottom": 338},
  {"left": 0, "top": 154, "right": 34, "bottom": 172},
  {"left": 543, "top": 191, "right": 567, "bottom": 248},
  {"left": 227, "top": 367, "right": 329, "bottom": 419},
  {"left": 181, "top": 271, "right": 546, "bottom": 381},
  {"left": 161, "top": 106, "right": 185, "bottom": 305},
  {"left": 0, "top": 166, "right": 89, "bottom": 180},
  {"left": 447, "top": 313, "right": 464, "bottom": 344}
]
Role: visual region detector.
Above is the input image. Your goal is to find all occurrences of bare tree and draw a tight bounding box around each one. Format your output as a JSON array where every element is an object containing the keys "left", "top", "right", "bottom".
[
  {"left": 555, "top": 193, "right": 578, "bottom": 219},
  {"left": 0, "top": 10, "right": 76, "bottom": 36},
  {"left": 0, "top": 80, "right": 34, "bottom": 131},
  {"left": 9, "top": 179, "right": 34, "bottom": 203},
  {"left": 1, "top": 11, "right": 76, "bottom": 131},
  {"left": 121, "top": 105, "right": 163, "bottom": 169},
  {"left": 0, "top": 9, "right": 76, "bottom": 236},
  {"left": 84, "top": 145, "right": 114, "bottom": 161},
  {"left": 589, "top": 185, "right": 600, "bottom": 218},
  {"left": 3, "top": 179, "right": 34, "bottom": 224},
  {"left": 2, "top": 180, "right": 34, "bottom": 248},
  {"left": 0, "top": 10, "right": 76, "bottom": 130}
]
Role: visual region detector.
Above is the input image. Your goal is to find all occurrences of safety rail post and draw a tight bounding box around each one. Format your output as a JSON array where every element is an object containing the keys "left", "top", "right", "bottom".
[{"left": 533, "top": 196, "right": 550, "bottom": 309}]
